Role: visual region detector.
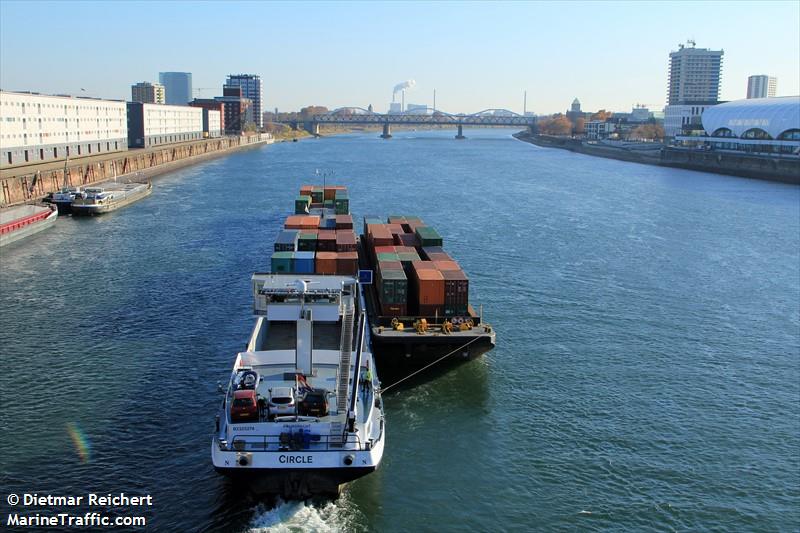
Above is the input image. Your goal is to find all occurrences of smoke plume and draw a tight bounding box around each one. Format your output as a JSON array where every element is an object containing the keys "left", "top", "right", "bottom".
[{"left": 393, "top": 80, "right": 416, "bottom": 96}]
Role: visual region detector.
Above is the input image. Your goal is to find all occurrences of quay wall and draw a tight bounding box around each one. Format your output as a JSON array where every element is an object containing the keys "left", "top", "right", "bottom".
[
  {"left": 515, "top": 133, "right": 800, "bottom": 185},
  {"left": 1, "top": 134, "right": 272, "bottom": 207}
]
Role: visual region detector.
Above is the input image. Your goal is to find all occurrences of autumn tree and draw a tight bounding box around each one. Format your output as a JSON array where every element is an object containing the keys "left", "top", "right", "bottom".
[
  {"left": 629, "top": 124, "right": 665, "bottom": 141},
  {"left": 573, "top": 117, "right": 586, "bottom": 134},
  {"left": 537, "top": 115, "right": 573, "bottom": 136},
  {"left": 591, "top": 109, "right": 613, "bottom": 122}
]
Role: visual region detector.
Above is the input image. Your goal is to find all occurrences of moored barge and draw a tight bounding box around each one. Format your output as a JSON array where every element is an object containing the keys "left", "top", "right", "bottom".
[{"left": 0, "top": 204, "right": 58, "bottom": 248}]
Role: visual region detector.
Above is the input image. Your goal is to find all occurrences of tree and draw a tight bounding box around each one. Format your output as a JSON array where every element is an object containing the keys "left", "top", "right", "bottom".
[
  {"left": 537, "top": 115, "right": 573, "bottom": 136},
  {"left": 629, "top": 124, "right": 665, "bottom": 141},
  {"left": 591, "top": 109, "right": 613, "bottom": 122},
  {"left": 574, "top": 117, "right": 586, "bottom": 134}
]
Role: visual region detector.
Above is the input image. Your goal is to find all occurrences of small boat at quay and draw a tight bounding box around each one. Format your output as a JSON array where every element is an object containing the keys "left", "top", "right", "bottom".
[{"left": 71, "top": 180, "right": 152, "bottom": 216}]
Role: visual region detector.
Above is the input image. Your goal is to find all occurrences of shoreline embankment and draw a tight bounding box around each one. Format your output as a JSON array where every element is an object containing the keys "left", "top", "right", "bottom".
[
  {"left": 514, "top": 132, "right": 800, "bottom": 185},
  {"left": 1, "top": 134, "right": 274, "bottom": 207}
]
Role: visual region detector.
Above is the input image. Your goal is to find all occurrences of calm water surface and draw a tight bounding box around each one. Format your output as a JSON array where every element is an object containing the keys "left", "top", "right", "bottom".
[{"left": 1, "top": 130, "right": 798, "bottom": 532}]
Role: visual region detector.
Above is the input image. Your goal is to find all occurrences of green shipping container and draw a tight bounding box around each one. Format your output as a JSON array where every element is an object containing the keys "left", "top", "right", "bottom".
[
  {"left": 271, "top": 251, "right": 294, "bottom": 273},
  {"left": 334, "top": 198, "right": 349, "bottom": 215},
  {"left": 324, "top": 199, "right": 334, "bottom": 209},
  {"left": 297, "top": 233, "right": 317, "bottom": 252},
  {"left": 416, "top": 226, "right": 443, "bottom": 247},
  {"left": 377, "top": 252, "right": 400, "bottom": 262},
  {"left": 378, "top": 269, "right": 408, "bottom": 305},
  {"left": 295, "top": 195, "right": 311, "bottom": 214},
  {"left": 311, "top": 189, "right": 324, "bottom": 203}
]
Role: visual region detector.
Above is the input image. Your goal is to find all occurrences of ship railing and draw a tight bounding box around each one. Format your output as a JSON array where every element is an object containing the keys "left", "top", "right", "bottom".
[{"left": 226, "top": 432, "right": 363, "bottom": 452}]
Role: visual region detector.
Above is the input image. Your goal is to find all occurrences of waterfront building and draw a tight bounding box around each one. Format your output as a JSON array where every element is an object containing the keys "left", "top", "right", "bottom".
[
  {"left": 225, "top": 74, "right": 263, "bottom": 128},
  {"left": 674, "top": 96, "right": 800, "bottom": 155},
  {"left": 126, "top": 102, "right": 203, "bottom": 148},
  {"left": 159, "top": 72, "right": 193, "bottom": 105},
  {"left": 202, "top": 109, "right": 222, "bottom": 138},
  {"left": 747, "top": 75, "right": 777, "bottom": 99},
  {"left": 566, "top": 98, "right": 584, "bottom": 122},
  {"left": 584, "top": 120, "right": 616, "bottom": 139},
  {"left": 406, "top": 103, "right": 428, "bottom": 113},
  {"left": 0, "top": 90, "right": 127, "bottom": 169},
  {"left": 664, "top": 41, "right": 723, "bottom": 137},
  {"left": 214, "top": 86, "right": 253, "bottom": 134},
  {"left": 189, "top": 99, "right": 225, "bottom": 133},
  {"left": 131, "top": 82, "right": 165, "bottom": 104}
]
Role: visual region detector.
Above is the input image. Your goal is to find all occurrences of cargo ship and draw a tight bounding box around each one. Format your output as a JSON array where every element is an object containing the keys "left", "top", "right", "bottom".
[
  {"left": 71, "top": 179, "right": 151, "bottom": 215},
  {"left": 212, "top": 274, "right": 385, "bottom": 498},
  {"left": 0, "top": 204, "right": 58, "bottom": 248},
  {"left": 269, "top": 185, "right": 495, "bottom": 380}
]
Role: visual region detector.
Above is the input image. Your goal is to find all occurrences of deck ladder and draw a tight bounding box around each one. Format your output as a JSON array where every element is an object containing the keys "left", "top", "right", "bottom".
[{"left": 335, "top": 299, "right": 355, "bottom": 414}]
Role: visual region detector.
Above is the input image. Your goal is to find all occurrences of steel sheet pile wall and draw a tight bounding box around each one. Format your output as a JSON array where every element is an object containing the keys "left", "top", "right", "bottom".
[
  {"left": 269, "top": 185, "right": 358, "bottom": 276},
  {"left": 363, "top": 215, "right": 469, "bottom": 319}
]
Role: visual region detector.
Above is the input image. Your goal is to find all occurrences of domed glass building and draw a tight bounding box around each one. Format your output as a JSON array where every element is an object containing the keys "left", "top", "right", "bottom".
[{"left": 680, "top": 96, "right": 800, "bottom": 155}]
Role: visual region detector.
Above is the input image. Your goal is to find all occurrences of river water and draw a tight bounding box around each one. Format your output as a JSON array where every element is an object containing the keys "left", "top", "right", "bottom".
[{"left": 1, "top": 130, "right": 798, "bottom": 532}]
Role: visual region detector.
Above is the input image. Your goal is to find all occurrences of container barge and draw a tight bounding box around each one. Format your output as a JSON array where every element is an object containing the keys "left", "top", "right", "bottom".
[
  {"left": 71, "top": 179, "right": 151, "bottom": 216},
  {"left": 269, "top": 185, "right": 495, "bottom": 379},
  {"left": 0, "top": 204, "right": 58, "bottom": 248}
]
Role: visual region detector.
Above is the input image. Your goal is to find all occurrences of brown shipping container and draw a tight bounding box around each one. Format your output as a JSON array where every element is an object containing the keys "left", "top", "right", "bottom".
[
  {"left": 426, "top": 252, "right": 453, "bottom": 262},
  {"left": 368, "top": 225, "right": 394, "bottom": 247},
  {"left": 337, "top": 252, "right": 358, "bottom": 275},
  {"left": 323, "top": 185, "right": 346, "bottom": 201},
  {"left": 300, "top": 185, "right": 314, "bottom": 196},
  {"left": 315, "top": 252, "right": 338, "bottom": 274},
  {"left": 336, "top": 231, "right": 357, "bottom": 252},
  {"left": 317, "top": 230, "right": 337, "bottom": 252},
  {"left": 374, "top": 245, "right": 396, "bottom": 255},
  {"left": 418, "top": 304, "right": 443, "bottom": 317},
  {"left": 335, "top": 214, "right": 354, "bottom": 230},
  {"left": 413, "top": 267, "right": 445, "bottom": 305},
  {"left": 411, "top": 260, "right": 437, "bottom": 271},
  {"left": 387, "top": 223, "right": 405, "bottom": 235},
  {"left": 442, "top": 269, "right": 469, "bottom": 306},
  {"left": 434, "top": 260, "right": 461, "bottom": 271},
  {"left": 381, "top": 303, "right": 408, "bottom": 317},
  {"left": 302, "top": 216, "right": 321, "bottom": 229},
  {"left": 395, "top": 233, "right": 419, "bottom": 247},
  {"left": 378, "top": 260, "right": 403, "bottom": 272}
]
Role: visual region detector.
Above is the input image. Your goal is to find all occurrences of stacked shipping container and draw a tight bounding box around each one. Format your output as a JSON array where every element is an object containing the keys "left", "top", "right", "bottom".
[
  {"left": 363, "top": 216, "right": 469, "bottom": 318},
  {"left": 270, "top": 186, "right": 358, "bottom": 276}
]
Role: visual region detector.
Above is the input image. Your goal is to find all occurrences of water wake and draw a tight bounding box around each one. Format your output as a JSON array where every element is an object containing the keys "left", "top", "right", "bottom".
[{"left": 247, "top": 494, "right": 359, "bottom": 533}]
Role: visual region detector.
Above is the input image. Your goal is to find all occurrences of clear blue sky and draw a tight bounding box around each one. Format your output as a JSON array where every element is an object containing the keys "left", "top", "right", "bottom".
[{"left": 1, "top": 1, "right": 798, "bottom": 114}]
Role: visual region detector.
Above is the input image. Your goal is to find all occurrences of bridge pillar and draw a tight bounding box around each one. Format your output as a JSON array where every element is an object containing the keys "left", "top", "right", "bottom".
[
  {"left": 455, "top": 124, "right": 466, "bottom": 139},
  {"left": 304, "top": 122, "right": 320, "bottom": 136},
  {"left": 381, "top": 123, "right": 392, "bottom": 139}
]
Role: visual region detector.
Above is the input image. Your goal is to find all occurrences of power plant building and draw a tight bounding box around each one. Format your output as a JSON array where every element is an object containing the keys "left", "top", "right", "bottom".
[
  {"left": 0, "top": 90, "right": 127, "bottom": 169},
  {"left": 126, "top": 102, "right": 203, "bottom": 148}
]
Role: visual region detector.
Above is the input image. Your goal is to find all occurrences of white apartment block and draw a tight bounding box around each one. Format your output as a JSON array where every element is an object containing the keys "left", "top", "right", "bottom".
[
  {"left": 126, "top": 102, "right": 203, "bottom": 148},
  {"left": 0, "top": 91, "right": 127, "bottom": 168}
]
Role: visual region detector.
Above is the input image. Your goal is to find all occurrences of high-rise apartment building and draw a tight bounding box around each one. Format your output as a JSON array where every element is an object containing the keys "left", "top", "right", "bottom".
[
  {"left": 746, "top": 75, "right": 777, "bottom": 99},
  {"left": 664, "top": 41, "right": 724, "bottom": 137},
  {"left": 158, "top": 72, "right": 192, "bottom": 105},
  {"left": 667, "top": 41, "right": 723, "bottom": 105},
  {"left": 131, "top": 82, "right": 165, "bottom": 104},
  {"left": 225, "top": 74, "right": 263, "bottom": 128}
]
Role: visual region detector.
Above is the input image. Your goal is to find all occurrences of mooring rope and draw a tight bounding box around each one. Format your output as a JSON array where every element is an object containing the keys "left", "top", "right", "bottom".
[{"left": 380, "top": 335, "right": 484, "bottom": 393}]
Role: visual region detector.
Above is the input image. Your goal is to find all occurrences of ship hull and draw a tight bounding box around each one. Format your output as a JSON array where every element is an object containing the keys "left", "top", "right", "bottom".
[
  {"left": 71, "top": 184, "right": 151, "bottom": 216},
  {"left": 214, "top": 466, "right": 376, "bottom": 498},
  {"left": 0, "top": 207, "right": 58, "bottom": 248}
]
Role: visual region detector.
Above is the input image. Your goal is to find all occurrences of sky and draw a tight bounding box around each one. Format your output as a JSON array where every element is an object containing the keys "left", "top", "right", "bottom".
[{"left": 1, "top": 1, "right": 798, "bottom": 115}]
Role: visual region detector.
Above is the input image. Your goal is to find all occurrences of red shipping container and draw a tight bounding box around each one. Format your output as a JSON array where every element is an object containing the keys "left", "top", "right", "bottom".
[
  {"left": 336, "top": 251, "right": 358, "bottom": 275},
  {"left": 300, "top": 185, "right": 314, "bottom": 196},
  {"left": 315, "top": 252, "right": 338, "bottom": 274},
  {"left": 426, "top": 252, "right": 453, "bottom": 262},
  {"left": 284, "top": 215, "right": 305, "bottom": 229},
  {"left": 336, "top": 231, "right": 357, "bottom": 252},
  {"left": 368, "top": 225, "right": 394, "bottom": 247},
  {"left": 411, "top": 260, "right": 437, "bottom": 271},
  {"left": 387, "top": 223, "right": 405, "bottom": 235},
  {"left": 434, "top": 260, "right": 461, "bottom": 271},
  {"left": 300, "top": 215, "right": 321, "bottom": 229},
  {"left": 374, "top": 245, "right": 396, "bottom": 255},
  {"left": 412, "top": 266, "right": 444, "bottom": 305}
]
